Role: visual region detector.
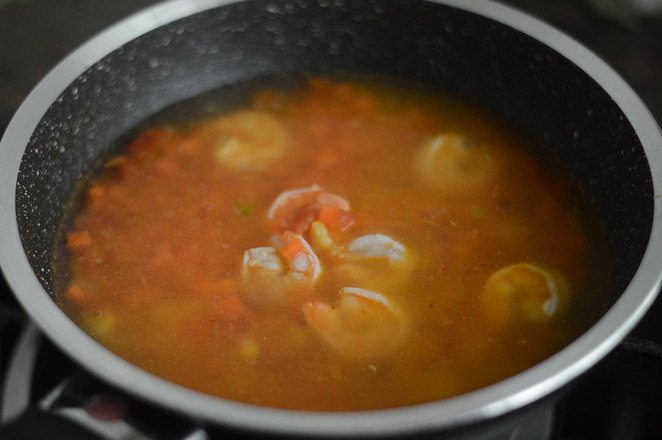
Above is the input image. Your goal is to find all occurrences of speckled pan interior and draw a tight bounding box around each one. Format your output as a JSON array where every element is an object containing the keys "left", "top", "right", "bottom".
[
  {"left": 16, "top": 0, "right": 650, "bottom": 303},
  {"left": 4, "top": 0, "right": 662, "bottom": 437}
]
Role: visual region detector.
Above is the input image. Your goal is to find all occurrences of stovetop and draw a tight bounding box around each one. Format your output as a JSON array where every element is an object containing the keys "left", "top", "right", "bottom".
[{"left": 1, "top": 1, "right": 662, "bottom": 439}]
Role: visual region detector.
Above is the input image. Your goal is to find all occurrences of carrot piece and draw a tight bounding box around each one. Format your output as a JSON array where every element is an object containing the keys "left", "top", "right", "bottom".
[
  {"left": 317, "top": 205, "right": 355, "bottom": 230},
  {"left": 148, "top": 245, "right": 175, "bottom": 267},
  {"left": 67, "top": 231, "right": 92, "bottom": 250},
  {"left": 308, "top": 77, "right": 334, "bottom": 94},
  {"left": 333, "top": 83, "right": 353, "bottom": 100},
  {"left": 278, "top": 236, "right": 306, "bottom": 261},
  {"left": 87, "top": 185, "right": 106, "bottom": 203},
  {"left": 64, "top": 284, "right": 87, "bottom": 304},
  {"left": 218, "top": 278, "right": 239, "bottom": 295},
  {"left": 155, "top": 157, "right": 179, "bottom": 175},
  {"left": 128, "top": 127, "right": 174, "bottom": 155},
  {"left": 348, "top": 94, "right": 376, "bottom": 115},
  {"left": 178, "top": 137, "right": 201, "bottom": 154},
  {"left": 251, "top": 89, "right": 284, "bottom": 111},
  {"left": 315, "top": 149, "right": 336, "bottom": 169},
  {"left": 317, "top": 205, "right": 341, "bottom": 228},
  {"left": 220, "top": 296, "right": 247, "bottom": 317},
  {"left": 198, "top": 278, "right": 238, "bottom": 296}
]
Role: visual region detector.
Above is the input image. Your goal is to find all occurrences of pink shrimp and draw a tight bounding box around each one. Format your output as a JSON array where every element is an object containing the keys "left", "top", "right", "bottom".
[
  {"left": 302, "top": 287, "right": 407, "bottom": 358},
  {"left": 241, "top": 233, "right": 321, "bottom": 310},
  {"left": 267, "top": 185, "right": 354, "bottom": 235},
  {"left": 481, "top": 263, "right": 570, "bottom": 328}
]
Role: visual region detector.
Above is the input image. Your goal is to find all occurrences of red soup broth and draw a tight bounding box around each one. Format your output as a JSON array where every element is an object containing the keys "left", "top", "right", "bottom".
[{"left": 56, "top": 75, "right": 610, "bottom": 411}]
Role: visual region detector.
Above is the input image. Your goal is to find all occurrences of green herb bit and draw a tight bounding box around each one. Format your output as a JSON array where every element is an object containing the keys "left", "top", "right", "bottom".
[
  {"left": 233, "top": 199, "right": 255, "bottom": 217},
  {"left": 471, "top": 205, "right": 484, "bottom": 219}
]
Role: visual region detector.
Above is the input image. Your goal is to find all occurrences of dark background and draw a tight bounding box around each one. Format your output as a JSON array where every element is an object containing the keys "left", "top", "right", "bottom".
[
  {"left": 1, "top": 1, "right": 661, "bottom": 438},
  {"left": 1, "top": 0, "right": 661, "bottom": 140}
]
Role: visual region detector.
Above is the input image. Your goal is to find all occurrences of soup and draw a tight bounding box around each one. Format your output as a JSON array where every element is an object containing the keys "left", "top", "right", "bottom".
[{"left": 56, "top": 75, "right": 610, "bottom": 411}]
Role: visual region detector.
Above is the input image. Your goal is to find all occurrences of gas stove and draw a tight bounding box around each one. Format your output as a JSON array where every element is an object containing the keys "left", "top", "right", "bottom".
[{"left": 1, "top": 1, "right": 662, "bottom": 438}]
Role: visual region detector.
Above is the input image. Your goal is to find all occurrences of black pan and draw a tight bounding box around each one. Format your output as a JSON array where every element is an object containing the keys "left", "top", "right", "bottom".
[{"left": 1, "top": 0, "right": 662, "bottom": 438}]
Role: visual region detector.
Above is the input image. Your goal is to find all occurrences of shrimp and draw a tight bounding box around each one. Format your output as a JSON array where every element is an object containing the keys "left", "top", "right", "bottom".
[
  {"left": 194, "top": 110, "right": 291, "bottom": 171},
  {"left": 480, "top": 263, "right": 570, "bottom": 327},
  {"left": 347, "top": 233, "right": 406, "bottom": 262},
  {"left": 414, "top": 133, "right": 495, "bottom": 195},
  {"left": 333, "top": 234, "right": 411, "bottom": 291},
  {"left": 269, "top": 232, "right": 322, "bottom": 282},
  {"left": 267, "top": 185, "right": 354, "bottom": 235},
  {"left": 302, "top": 287, "right": 407, "bottom": 358},
  {"left": 241, "top": 234, "right": 321, "bottom": 310}
]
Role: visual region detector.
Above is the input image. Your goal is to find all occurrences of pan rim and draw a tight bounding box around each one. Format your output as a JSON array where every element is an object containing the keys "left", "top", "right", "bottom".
[{"left": 1, "top": 0, "right": 662, "bottom": 436}]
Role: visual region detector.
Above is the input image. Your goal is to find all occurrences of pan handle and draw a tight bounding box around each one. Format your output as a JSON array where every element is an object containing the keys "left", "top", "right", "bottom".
[
  {"left": 0, "top": 407, "right": 104, "bottom": 440},
  {"left": 0, "top": 323, "right": 209, "bottom": 440},
  {"left": 0, "top": 371, "right": 212, "bottom": 440}
]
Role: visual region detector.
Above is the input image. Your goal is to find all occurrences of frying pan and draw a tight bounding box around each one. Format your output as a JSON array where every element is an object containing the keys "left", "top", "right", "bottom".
[{"left": 1, "top": 0, "right": 662, "bottom": 438}]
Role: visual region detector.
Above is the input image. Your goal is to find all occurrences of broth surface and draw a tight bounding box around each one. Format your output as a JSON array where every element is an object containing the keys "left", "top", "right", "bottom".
[{"left": 57, "top": 75, "right": 610, "bottom": 411}]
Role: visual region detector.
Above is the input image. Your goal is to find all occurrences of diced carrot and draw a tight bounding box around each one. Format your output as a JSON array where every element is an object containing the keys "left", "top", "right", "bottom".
[
  {"left": 219, "top": 278, "right": 239, "bottom": 295},
  {"left": 308, "top": 77, "right": 334, "bottom": 94},
  {"left": 332, "top": 83, "right": 353, "bottom": 100},
  {"left": 64, "top": 284, "right": 87, "bottom": 304},
  {"left": 155, "top": 157, "right": 179, "bottom": 175},
  {"left": 197, "top": 278, "right": 232, "bottom": 296},
  {"left": 317, "top": 205, "right": 341, "bottom": 228},
  {"left": 127, "top": 127, "right": 174, "bottom": 155},
  {"left": 317, "top": 205, "right": 355, "bottom": 230},
  {"left": 315, "top": 149, "right": 336, "bottom": 169},
  {"left": 67, "top": 231, "right": 92, "bottom": 250},
  {"left": 87, "top": 185, "right": 106, "bottom": 203},
  {"left": 220, "top": 296, "right": 247, "bottom": 317},
  {"left": 198, "top": 278, "right": 218, "bottom": 295},
  {"left": 148, "top": 245, "right": 175, "bottom": 267},
  {"left": 178, "top": 137, "right": 201, "bottom": 154},
  {"left": 251, "top": 89, "right": 284, "bottom": 111},
  {"left": 348, "top": 94, "right": 376, "bottom": 115},
  {"left": 308, "top": 120, "right": 332, "bottom": 139},
  {"left": 278, "top": 236, "right": 306, "bottom": 261}
]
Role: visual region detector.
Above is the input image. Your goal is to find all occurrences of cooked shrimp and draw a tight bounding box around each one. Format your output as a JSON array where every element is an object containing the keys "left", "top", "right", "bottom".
[
  {"left": 347, "top": 234, "right": 406, "bottom": 262},
  {"left": 415, "top": 133, "right": 495, "bottom": 194},
  {"left": 241, "top": 247, "right": 285, "bottom": 305},
  {"left": 269, "top": 232, "right": 322, "bottom": 282},
  {"left": 481, "top": 263, "right": 570, "bottom": 327},
  {"left": 333, "top": 234, "right": 411, "bottom": 291},
  {"left": 267, "top": 185, "right": 354, "bottom": 234},
  {"left": 241, "top": 234, "right": 321, "bottom": 310},
  {"left": 195, "top": 110, "right": 291, "bottom": 171},
  {"left": 302, "top": 287, "right": 407, "bottom": 358}
]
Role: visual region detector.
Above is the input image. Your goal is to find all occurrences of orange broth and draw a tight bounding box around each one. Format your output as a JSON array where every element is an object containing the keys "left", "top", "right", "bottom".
[{"left": 56, "top": 75, "right": 610, "bottom": 411}]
